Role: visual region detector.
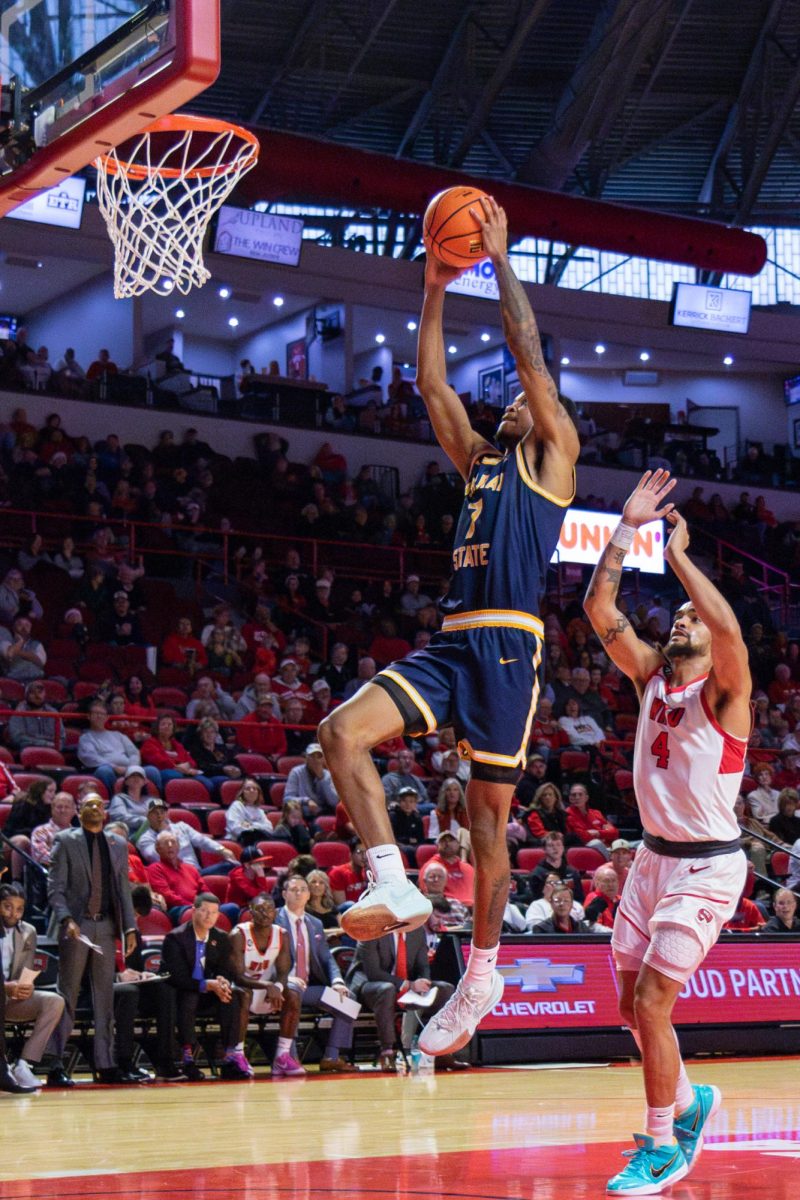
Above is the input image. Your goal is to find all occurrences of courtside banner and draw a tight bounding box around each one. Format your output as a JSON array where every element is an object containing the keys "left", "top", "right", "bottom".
[
  {"left": 465, "top": 940, "right": 800, "bottom": 1032},
  {"left": 552, "top": 509, "right": 665, "bottom": 574}
]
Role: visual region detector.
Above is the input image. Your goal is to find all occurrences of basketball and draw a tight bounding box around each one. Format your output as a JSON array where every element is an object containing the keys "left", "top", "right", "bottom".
[{"left": 423, "top": 185, "right": 490, "bottom": 268}]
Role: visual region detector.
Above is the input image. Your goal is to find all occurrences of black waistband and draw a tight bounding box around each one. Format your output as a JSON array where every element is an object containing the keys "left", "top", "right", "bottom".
[{"left": 642, "top": 831, "right": 742, "bottom": 859}]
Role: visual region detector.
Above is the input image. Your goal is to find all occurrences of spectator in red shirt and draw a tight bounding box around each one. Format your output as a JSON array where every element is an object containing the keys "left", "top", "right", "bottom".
[
  {"left": 305, "top": 678, "right": 339, "bottom": 726},
  {"left": 140, "top": 711, "right": 207, "bottom": 790},
  {"left": 565, "top": 783, "right": 617, "bottom": 855},
  {"left": 146, "top": 830, "right": 239, "bottom": 925},
  {"left": 236, "top": 699, "right": 288, "bottom": 760},
  {"left": 582, "top": 864, "right": 620, "bottom": 930},
  {"left": 368, "top": 619, "right": 412, "bottom": 669},
  {"left": 531, "top": 696, "right": 569, "bottom": 755},
  {"left": 224, "top": 847, "right": 273, "bottom": 908},
  {"left": 723, "top": 893, "right": 767, "bottom": 932},
  {"left": 329, "top": 840, "right": 368, "bottom": 905},
  {"left": 161, "top": 616, "right": 207, "bottom": 670},
  {"left": 271, "top": 659, "right": 312, "bottom": 706},
  {"left": 420, "top": 833, "right": 475, "bottom": 907}
]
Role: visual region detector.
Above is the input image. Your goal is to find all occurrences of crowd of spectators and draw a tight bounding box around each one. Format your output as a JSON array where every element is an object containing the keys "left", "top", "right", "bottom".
[{"left": 0, "top": 399, "right": 797, "bottom": 1089}]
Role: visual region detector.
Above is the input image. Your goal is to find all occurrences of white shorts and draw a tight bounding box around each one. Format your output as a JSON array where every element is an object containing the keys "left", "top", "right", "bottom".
[{"left": 612, "top": 845, "right": 747, "bottom": 984}]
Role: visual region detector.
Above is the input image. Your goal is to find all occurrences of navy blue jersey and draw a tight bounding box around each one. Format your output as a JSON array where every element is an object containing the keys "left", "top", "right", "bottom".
[{"left": 440, "top": 441, "right": 573, "bottom": 621}]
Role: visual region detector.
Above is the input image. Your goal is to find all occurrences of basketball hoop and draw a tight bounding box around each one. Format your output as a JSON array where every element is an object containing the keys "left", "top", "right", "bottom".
[{"left": 95, "top": 114, "right": 260, "bottom": 299}]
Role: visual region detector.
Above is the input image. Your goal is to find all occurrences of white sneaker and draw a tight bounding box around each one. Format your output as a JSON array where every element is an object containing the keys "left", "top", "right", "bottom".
[
  {"left": 12, "top": 1061, "right": 41, "bottom": 1090},
  {"left": 418, "top": 970, "right": 504, "bottom": 1055},
  {"left": 340, "top": 875, "right": 432, "bottom": 942}
]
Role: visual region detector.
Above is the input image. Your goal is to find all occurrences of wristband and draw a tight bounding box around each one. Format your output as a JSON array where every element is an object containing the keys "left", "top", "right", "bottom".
[
  {"left": 271, "top": 982, "right": 284, "bottom": 993},
  {"left": 610, "top": 521, "right": 636, "bottom": 552}
]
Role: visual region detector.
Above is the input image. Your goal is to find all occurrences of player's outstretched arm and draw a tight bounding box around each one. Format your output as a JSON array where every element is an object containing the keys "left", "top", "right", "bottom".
[
  {"left": 583, "top": 470, "right": 676, "bottom": 693},
  {"left": 663, "top": 512, "right": 752, "bottom": 732},
  {"left": 473, "top": 196, "right": 580, "bottom": 465},
  {"left": 416, "top": 256, "right": 492, "bottom": 480}
]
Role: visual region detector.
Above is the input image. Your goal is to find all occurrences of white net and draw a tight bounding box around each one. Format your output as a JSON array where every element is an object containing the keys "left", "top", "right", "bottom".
[{"left": 95, "top": 116, "right": 259, "bottom": 299}]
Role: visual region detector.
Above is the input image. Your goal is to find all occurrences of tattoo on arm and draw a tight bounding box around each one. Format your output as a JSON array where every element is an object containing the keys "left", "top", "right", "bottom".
[
  {"left": 586, "top": 543, "right": 628, "bottom": 606},
  {"left": 493, "top": 257, "right": 567, "bottom": 418},
  {"left": 601, "top": 617, "right": 631, "bottom": 647}
]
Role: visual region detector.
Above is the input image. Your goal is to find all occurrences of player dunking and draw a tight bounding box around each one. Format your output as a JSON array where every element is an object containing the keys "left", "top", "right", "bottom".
[
  {"left": 583, "top": 470, "right": 751, "bottom": 1195},
  {"left": 319, "top": 197, "right": 579, "bottom": 1054}
]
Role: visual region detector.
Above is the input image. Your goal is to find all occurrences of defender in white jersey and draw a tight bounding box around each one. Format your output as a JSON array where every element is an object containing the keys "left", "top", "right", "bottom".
[{"left": 584, "top": 470, "right": 751, "bottom": 1195}]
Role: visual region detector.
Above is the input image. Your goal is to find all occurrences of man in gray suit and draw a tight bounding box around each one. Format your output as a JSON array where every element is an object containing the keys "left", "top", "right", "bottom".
[
  {"left": 274, "top": 875, "right": 355, "bottom": 1073},
  {"left": 347, "top": 928, "right": 460, "bottom": 1071},
  {"left": 45, "top": 793, "right": 138, "bottom": 1087},
  {"left": 0, "top": 882, "right": 65, "bottom": 1089}
]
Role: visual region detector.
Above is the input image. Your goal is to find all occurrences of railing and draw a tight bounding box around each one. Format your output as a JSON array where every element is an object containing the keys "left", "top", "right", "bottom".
[{"left": 687, "top": 523, "right": 791, "bottom": 626}]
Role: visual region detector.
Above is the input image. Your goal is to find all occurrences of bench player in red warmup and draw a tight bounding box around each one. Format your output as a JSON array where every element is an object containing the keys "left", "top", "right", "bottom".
[{"left": 584, "top": 469, "right": 751, "bottom": 1195}]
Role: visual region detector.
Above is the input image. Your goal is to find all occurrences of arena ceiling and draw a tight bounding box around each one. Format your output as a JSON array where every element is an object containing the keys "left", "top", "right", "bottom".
[{"left": 188, "top": 0, "right": 800, "bottom": 229}]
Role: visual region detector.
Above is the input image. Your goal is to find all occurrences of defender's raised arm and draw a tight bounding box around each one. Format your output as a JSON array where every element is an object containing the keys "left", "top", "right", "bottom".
[{"left": 583, "top": 470, "right": 676, "bottom": 693}]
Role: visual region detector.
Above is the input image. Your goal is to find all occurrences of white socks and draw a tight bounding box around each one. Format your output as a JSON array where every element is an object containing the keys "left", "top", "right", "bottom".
[
  {"left": 646, "top": 1104, "right": 675, "bottom": 1146},
  {"left": 629, "top": 1026, "right": 694, "bottom": 1135},
  {"left": 276, "top": 1037, "right": 292, "bottom": 1057},
  {"left": 463, "top": 942, "right": 498, "bottom": 992},
  {"left": 366, "top": 844, "right": 407, "bottom": 885}
]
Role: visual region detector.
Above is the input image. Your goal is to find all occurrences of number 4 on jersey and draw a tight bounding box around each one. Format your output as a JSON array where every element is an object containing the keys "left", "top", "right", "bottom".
[{"left": 650, "top": 731, "right": 670, "bottom": 770}]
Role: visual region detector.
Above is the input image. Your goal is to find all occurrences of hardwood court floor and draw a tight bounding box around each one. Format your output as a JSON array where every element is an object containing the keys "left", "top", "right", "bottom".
[{"left": 1, "top": 1058, "right": 799, "bottom": 1198}]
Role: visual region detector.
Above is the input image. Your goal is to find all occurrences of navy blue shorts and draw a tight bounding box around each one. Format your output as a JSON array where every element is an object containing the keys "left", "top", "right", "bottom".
[{"left": 373, "top": 617, "right": 543, "bottom": 784}]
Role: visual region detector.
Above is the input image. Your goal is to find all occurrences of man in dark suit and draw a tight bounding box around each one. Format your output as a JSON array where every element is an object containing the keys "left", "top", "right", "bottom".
[
  {"left": 346, "top": 928, "right": 461, "bottom": 1071},
  {"left": 160, "top": 892, "right": 251, "bottom": 1081},
  {"left": 274, "top": 875, "right": 355, "bottom": 1072},
  {"left": 46, "top": 793, "right": 138, "bottom": 1087}
]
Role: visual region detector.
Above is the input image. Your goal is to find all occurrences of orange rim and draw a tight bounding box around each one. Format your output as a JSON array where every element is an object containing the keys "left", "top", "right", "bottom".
[{"left": 98, "top": 113, "right": 260, "bottom": 181}]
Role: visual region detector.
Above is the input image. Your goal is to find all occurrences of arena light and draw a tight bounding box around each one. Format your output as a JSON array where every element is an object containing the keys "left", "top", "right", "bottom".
[
  {"left": 174, "top": 308, "right": 185, "bottom": 319},
  {"left": 407, "top": 320, "right": 417, "bottom": 331},
  {"left": 375, "top": 333, "right": 386, "bottom": 344},
  {"left": 594, "top": 343, "right": 606, "bottom": 355},
  {"left": 448, "top": 344, "right": 457, "bottom": 354},
  {"left": 480, "top": 332, "right": 491, "bottom": 342},
  {"left": 218, "top": 286, "right": 231, "bottom": 299},
  {"left": 639, "top": 351, "right": 650, "bottom": 362},
  {"left": 561, "top": 356, "right": 570, "bottom": 366},
  {"left": 723, "top": 355, "right": 734, "bottom": 366},
  {"left": 273, "top": 295, "right": 284, "bottom": 307},
  {"left": 228, "top": 316, "right": 239, "bottom": 328}
]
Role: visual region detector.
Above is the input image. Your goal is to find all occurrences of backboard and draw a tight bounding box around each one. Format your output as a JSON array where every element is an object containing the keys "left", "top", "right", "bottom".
[{"left": 0, "top": 0, "right": 220, "bottom": 217}]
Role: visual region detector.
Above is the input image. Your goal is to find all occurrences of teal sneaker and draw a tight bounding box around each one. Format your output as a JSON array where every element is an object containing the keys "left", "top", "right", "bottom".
[
  {"left": 607, "top": 1134, "right": 688, "bottom": 1195},
  {"left": 673, "top": 1084, "right": 721, "bottom": 1172}
]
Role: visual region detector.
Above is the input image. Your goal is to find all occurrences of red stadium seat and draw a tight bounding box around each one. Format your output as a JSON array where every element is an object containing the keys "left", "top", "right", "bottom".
[
  {"left": 199, "top": 874, "right": 230, "bottom": 904},
  {"left": 270, "top": 782, "right": 286, "bottom": 807},
  {"left": 151, "top": 687, "right": 189, "bottom": 710},
  {"left": 40, "top": 680, "right": 68, "bottom": 704},
  {"left": 516, "top": 848, "right": 546, "bottom": 872},
  {"left": 256, "top": 841, "right": 296, "bottom": 868},
  {"left": 136, "top": 909, "right": 173, "bottom": 936},
  {"left": 415, "top": 844, "right": 439, "bottom": 869},
  {"left": 276, "top": 756, "right": 304, "bottom": 775},
  {"left": 312, "top": 842, "right": 350, "bottom": 869},
  {"left": 207, "top": 809, "right": 228, "bottom": 839},
  {"left": 166, "top": 807, "right": 202, "bottom": 832},
  {"left": 614, "top": 714, "right": 639, "bottom": 735},
  {"left": 560, "top": 750, "right": 591, "bottom": 779},
  {"left": 740, "top": 776, "right": 756, "bottom": 795},
  {"left": 112, "top": 777, "right": 160, "bottom": 797},
  {"left": 73, "top": 681, "right": 106, "bottom": 701},
  {"left": 0, "top": 804, "right": 11, "bottom": 830},
  {"left": 164, "top": 778, "right": 217, "bottom": 810},
  {"left": 219, "top": 780, "right": 243, "bottom": 807},
  {"left": 0, "top": 678, "right": 25, "bottom": 703},
  {"left": 315, "top": 815, "right": 336, "bottom": 835},
  {"left": 236, "top": 753, "right": 275, "bottom": 776},
  {"left": 770, "top": 851, "right": 789, "bottom": 880},
  {"left": 19, "top": 747, "right": 66, "bottom": 769},
  {"left": 0, "top": 747, "right": 15, "bottom": 765},
  {"left": 566, "top": 847, "right": 606, "bottom": 873},
  {"left": 743, "top": 860, "right": 756, "bottom": 897},
  {"left": 61, "top": 775, "right": 108, "bottom": 801},
  {"left": 199, "top": 840, "right": 242, "bottom": 868},
  {"left": 7, "top": 772, "right": 51, "bottom": 792},
  {"left": 421, "top": 814, "right": 431, "bottom": 838}
]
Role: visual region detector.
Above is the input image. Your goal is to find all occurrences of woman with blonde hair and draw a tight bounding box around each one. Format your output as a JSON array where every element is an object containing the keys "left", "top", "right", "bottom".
[
  {"left": 225, "top": 777, "right": 274, "bottom": 845},
  {"left": 428, "top": 778, "right": 469, "bottom": 839},
  {"left": 306, "top": 868, "right": 341, "bottom": 934}
]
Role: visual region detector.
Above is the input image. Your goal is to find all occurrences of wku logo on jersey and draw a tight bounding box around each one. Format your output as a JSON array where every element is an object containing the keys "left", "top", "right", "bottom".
[{"left": 649, "top": 697, "right": 686, "bottom": 728}]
